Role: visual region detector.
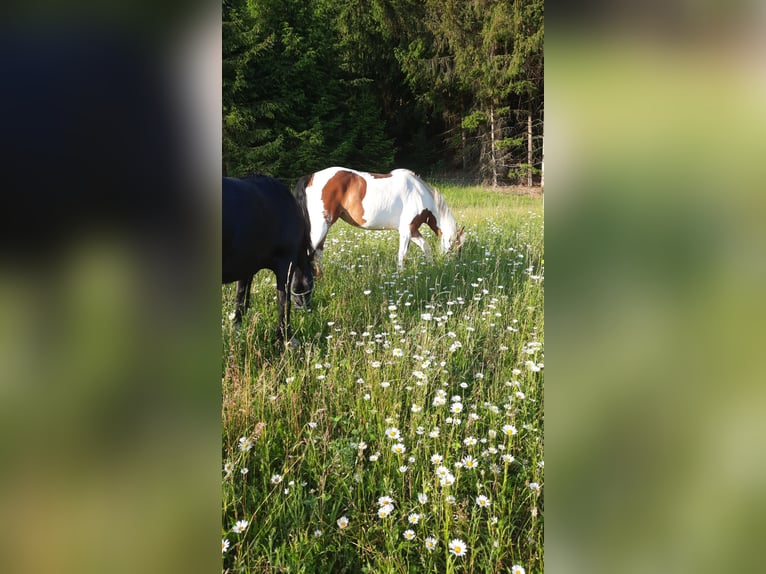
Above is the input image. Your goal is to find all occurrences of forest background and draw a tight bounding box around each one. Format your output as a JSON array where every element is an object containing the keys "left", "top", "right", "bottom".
[{"left": 223, "top": 0, "right": 543, "bottom": 186}]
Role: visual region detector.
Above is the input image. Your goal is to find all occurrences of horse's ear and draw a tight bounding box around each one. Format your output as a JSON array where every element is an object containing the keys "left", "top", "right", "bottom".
[{"left": 457, "top": 226, "right": 465, "bottom": 245}]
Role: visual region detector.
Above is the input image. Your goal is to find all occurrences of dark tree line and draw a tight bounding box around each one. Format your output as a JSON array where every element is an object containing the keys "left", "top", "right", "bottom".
[{"left": 223, "top": 0, "right": 543, "bottom": 186}]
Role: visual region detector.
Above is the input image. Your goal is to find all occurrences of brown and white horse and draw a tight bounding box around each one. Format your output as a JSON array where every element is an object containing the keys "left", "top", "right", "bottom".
[{"left": 293, "top": 167, "right": 464, "bottom": 270}]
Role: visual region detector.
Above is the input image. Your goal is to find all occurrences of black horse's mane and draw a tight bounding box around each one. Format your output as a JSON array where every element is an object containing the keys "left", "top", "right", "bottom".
[{"left": 291, "top": 174, "right": 315, "bottom": 262}]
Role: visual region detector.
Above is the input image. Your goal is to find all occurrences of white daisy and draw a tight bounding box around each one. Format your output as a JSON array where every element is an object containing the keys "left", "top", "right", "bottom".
[{"left": 449, "top": 538, "right": 468, "bottom": 557}]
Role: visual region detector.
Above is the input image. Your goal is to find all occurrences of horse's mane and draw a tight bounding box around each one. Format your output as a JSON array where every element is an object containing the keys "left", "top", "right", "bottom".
[
  {"left": 405, "top": 170, "right": 455, "bottom": 225},
  {"left": 292, "top": 174, "right": 315, "bottom": 261}
]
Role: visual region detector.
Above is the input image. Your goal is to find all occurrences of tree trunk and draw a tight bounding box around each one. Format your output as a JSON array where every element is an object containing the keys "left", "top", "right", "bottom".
[
  {"left": 489, "top": 106, "right": 497, "bottom": 188},
  {"left": 541, "top": 132, "right": 544, "bottom": 192},
  {"left": 527, "top": 113, "right": 533, "bottom": 187},
  {"left": 462, "top": 128, "right": 467, "bottom": 172}
]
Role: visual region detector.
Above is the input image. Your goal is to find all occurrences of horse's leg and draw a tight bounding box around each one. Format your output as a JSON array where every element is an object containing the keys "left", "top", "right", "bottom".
[
  {"left": 313, "top": 236, "right": 327, "bottom": 279},
  {"left": 274, "top": 264, "right": 291, "bottom": 342},
  {"left": 234, "top": 276, "right": 252, "bottom": 324},
  {"left": 312, "top": 223, "right": 330, "bottom": 278},
  {"left": 397, "top": 231, "right": 411, "bottom": 269},
  {"left": 409, "top": 230, "right": 432, "bottom": 261}
]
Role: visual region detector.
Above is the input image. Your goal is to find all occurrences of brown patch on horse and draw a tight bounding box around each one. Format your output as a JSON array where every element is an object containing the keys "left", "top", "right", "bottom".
[
  {"left": 370, "top": 172, "right": 393, "bottom": 178},
  {"left": 410, "top": 209, "right": 441, "bottom": 237},
  {"left": 321, "top": 170, "right": 367, "bottom": 226}
]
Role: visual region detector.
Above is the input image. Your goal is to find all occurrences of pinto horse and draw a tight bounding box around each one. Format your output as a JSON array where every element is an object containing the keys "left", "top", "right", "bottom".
[
  {"left": 293, "top": 167, "right": 464, "bottom": 270},
  {"left": 222, "top": 174, "right": 314, "bottom": 342}
]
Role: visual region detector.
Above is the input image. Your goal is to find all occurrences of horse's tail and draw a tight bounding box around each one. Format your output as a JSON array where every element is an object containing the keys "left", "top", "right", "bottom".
[{"left": 292, "top": 174, "right": 314, "bottom": 260}]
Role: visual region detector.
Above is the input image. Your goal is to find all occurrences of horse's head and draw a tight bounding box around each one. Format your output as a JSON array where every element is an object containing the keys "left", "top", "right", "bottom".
[
  {"left": 291, "top": 251, "right": 315, "bottom": 310},
  {"left": 444, "top": 226, "right": 465, "bottom": 257}
]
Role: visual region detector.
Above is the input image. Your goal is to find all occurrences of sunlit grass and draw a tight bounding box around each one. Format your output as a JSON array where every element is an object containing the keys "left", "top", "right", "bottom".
[{"left": 222, "top": 186, "right": 543, "bottom": 573}]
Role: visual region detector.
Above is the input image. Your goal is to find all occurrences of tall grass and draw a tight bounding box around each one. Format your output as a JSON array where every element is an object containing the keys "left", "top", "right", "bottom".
[{"left": 222, "top": 186, "right": 544, "bottom": 573}]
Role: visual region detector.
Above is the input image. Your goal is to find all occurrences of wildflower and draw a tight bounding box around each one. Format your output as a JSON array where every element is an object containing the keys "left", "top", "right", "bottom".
[
  {"left": 502, "top": 424, "right": 518, "bottom": 436},
  {"left": 398, "top": 465, "right": 408, "bottom": 473},
  {"left": 462, "top": 455, "right": 478, "bottom": 469},
  {"left": 411, "top": 403, "right": 422, "bottom": 413},
  {"left": 358, "top": 441, "right": 368, "bottom": 451},
  {"left": 378, "top": 496, "right": 394, "bottom": 507},
  {"left": 313, "top": 529, "right": 323, "bottom": 537},
  {"left": 449, "top": 538, "right": 468, "bottom": 557},
  {"left": 511, "top": 566, "right": 526, "bottom": 574},
  {"left": 222, "top": 538, "right": 230, "bottom": 553},
  {"left": 369, "top": 453, "right": 379, "bottom": 462},
  {"left": 391, "top": 443, "right": 406, "bottom": 455},
  {"left": 435, "top": 465, "right": 450, "bottom": 478},
  {"left": 337, "top": 516, "right": 349, "bottom": 529},
  {"left": 537, "top": 460, "right": 545, "bottom": 468},
  {"left": 371, "top": 361, "right": 382, "bottom": 368},
  {"left": 429, "top": 428, "right": 440, "bottom": 438},
  {"left": 231, "top": 519, "right": 248, "bottom": 533},
  {"left": 308, "top": 421, "right": 318, "bottom": 429},
  {"left": 378, "top": 504, "right": 394, "bottom": 518},
  {"left": 439, "top": 473, "right": 456, "bottom": 487},
  {"left": 271, "top": 474, "right": 283, "bottom": 484},
  {"left": 425, "top": 536, "right": 438, "bottom": 551},
  {"left": 445, "top": 495, "right": 456, "bottom": 504},
  {"left": 240, "top": 467, "right": 249, "bottom": 476},
  {"left": 529, "top": 482, "right": 541, "bottom": 493},
  {"left": 223, "top": 462, "right": 234, "bottom": 478},
  {"left": 525, "top": 360, "right": 542, "bottom": 372},
  {"left": 463, "top": 436, "right": 477, "bottom": 446},
  {"left": 403, "top": 529, "right": 416, "bottom": 540},
  {"left": 450, "top": 402, "right": 463, "bottom": 414},
  {"left": 418, "top": 493, "right": 429, "bottom": 504},
  {"left": 238, "top": 436, "right": 254, "bottom": 452},
  {"left": 502, "top": 454, "right": 515, "bottom": 464},
  {"left": 363, "top": 393, "right": 371, "bottom": 401},
  {"left": 364, "top": 289, "right": 372, "bottom": 295},
  {"left": 393, "top": 348, "right": 404, "bottom": 357},
  {"left": 475, "top": 495, "right": 491, "bottom": 508},
  {"left": 430, "top": 453, "right": 443, "bottom": 465},
  {"left": 421, "top": 313, "right": 433, "bottom": 321},
  {"left": 385, "top": 427, "right": 401, "bottom": 440},
  {"left": 380, "top": 381, "right": 390, "bottom": 388},
  {"left": 408, "top": 513, "right": 422, "bottom": 525}
]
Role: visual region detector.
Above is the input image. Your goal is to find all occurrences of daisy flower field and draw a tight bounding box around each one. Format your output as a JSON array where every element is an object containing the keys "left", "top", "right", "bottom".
[{"left": 222, "top": 184, "right": 544, "bottom": 572}]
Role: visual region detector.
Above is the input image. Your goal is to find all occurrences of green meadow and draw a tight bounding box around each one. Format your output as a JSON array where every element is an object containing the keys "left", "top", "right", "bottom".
[{"left": 221, "top": 184, "right": 544, "bottom": 573}]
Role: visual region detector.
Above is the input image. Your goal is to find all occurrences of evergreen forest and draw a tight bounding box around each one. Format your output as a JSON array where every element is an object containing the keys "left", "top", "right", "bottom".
[{"left": 223, "top": 0, "right": 543, "bottom": 186}]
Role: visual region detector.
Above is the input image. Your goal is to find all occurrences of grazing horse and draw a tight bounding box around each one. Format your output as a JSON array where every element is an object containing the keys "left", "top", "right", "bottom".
[
  {"left": 222, "top": 174, "right": 314, "bottom": 342},
  {"left": 293, "top": 167, "right": 464, "bottom": 270}
]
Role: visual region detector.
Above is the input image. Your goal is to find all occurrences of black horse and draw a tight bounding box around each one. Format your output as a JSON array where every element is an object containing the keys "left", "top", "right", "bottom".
[{"left": 222, "top": 174, "right": 314, "bottom": 342}]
